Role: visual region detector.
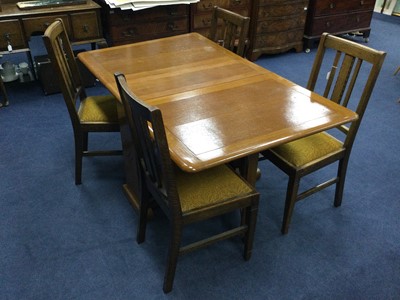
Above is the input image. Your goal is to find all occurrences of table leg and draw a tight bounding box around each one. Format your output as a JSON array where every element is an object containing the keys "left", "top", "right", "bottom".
[{"left": 238, "top": 153, "right": 259, "bottom": 187}]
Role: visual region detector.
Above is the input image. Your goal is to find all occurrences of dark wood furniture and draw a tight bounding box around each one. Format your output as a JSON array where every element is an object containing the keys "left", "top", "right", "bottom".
[
  {"left": 0, "top": 0, "right": 105, "bottom": 64},
  {"left": 248, "top": 0, "right": 309, "bottom": 61},
  {"left": 43, "top": 19, "right": 122, "bottom": 185},
  {"left": 115, "top": 73, "right": 259, "bottom": 293},
  {"left": 303, "top": 0, "right": 376, "bottom": 51},
  {"left": 95, "top": 1, "right": 190, "bottom": 46},
  {"left": 209, "top": 6, "right": 250, "bottom": 57},
  {"left": 260, "top": 33, "right": 386, "bottom": 234},
  {"left": 0, "top": 76, "right": 9, "bottom": 108},
  {"left": 78, "top": 33, "right": 358, "bottom": 211}
]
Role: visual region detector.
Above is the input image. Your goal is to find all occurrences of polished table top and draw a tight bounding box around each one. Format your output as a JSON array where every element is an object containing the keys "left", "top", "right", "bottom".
[{"left": 78, "top": 33, "right": 357, "bottom": 179}]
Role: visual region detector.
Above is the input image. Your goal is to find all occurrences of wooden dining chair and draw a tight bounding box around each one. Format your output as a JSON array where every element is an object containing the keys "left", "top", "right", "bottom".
[
  {"left": 260, "top": 33, "right": 386, "bottom": 234},
  {"left": 43, "top": 19, "right": 122, "bottom": 185},
  {"left": 115, "top": 72, "right": 259, "bottom": 293},
  {"left": 0, "top": 76, "right": 9, "bottom": 108},
  {"left": 209, "top": 6, "right": 250, "bottom": 57}
]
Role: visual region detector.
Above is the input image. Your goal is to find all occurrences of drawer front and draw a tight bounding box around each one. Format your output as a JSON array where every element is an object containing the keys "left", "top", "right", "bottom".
[
  {"left": 257, "top": 14, "right": 307, "bottom": 33},
  {"left": 0, "top": 19, "right": 26, "bottom": 50},
  {"left": 22, "top": 15, "right": 71, "bottom": 38},
  {"left": 258, "top": 0, "right": 308, "bottom": 7},
  {"left": 70, "top": 11, "right": 101, "bottom": 40},
  {"left": 255, "top": 28, "right": 304, "bottom": 48},
  {"left": 108, "top": 5, "right": 188, "bottom": 26},
  {"left": 309, "top": 11, "right": 373, "bottom": 36},
  {"left": 109, "top": 18, "right": 188, "bottom": 44},
  {"left": 313, "top": 0, "right": 375, "bottom": 16},
  {"left": 257, "top": 1, "right": 308, "bottom": 19},
  {"left": 195, "top": 0, "right": 250, "bottom": 13}
]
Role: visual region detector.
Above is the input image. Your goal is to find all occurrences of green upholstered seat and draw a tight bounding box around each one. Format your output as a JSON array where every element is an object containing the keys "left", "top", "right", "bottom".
[
  {"left": 176, "top": 164, "right": 253, "bottom": 213},
  {"left": 269, "top": 132, "right": 343, "bottom": 168},
  {"left": 78, "top": 95, "right": 119, "bottom": 123}
]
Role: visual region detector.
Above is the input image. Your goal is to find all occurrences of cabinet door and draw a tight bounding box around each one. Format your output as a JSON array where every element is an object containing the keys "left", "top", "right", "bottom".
[
  {"left": 70, "top": 11, "right": 101, "bottom": 41},
  {"left": 0, "top": 19, "right": 26, "bottom": 51}
]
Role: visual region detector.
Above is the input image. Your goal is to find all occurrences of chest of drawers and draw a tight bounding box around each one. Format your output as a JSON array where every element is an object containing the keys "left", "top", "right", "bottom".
[
  {"left": 304, "top": 0, "right": 376, "bottom": 50},
  {"left": 96, "top": 2, "right": 189, "bottom": 46},
  {"left": 248, "top": 0, "right": 309, "bottom": 61}
]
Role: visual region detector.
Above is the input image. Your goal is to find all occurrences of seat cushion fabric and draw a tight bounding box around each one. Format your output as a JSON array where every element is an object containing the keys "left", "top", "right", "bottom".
[
  {"left": 270, "top": 132, "right": 343, "bottom": 167},
  {"left": 78, "top": 95, "right": 118, "bottom": 123},
  {"left": 176, "top": 164, "right": 253, "bottom": 213}
]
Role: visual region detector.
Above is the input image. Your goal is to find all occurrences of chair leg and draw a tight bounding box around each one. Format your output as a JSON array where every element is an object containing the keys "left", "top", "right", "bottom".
[
  {"left": 281, "top": 173, "right": 301, "bottom": 235},
  {"left": 243, "top": 200, "right": 258, "bottom": 261},
  {"left": 75, "top": 135, "right": 83, "bottom": 185},
  {"left": 334, "top": 158, "right": 349, "bottom": 207},
  {"left": 137, "top": 193, "right": 150, "bottom": 244},
  {"left": 0, "top": 78, "right": 9, "bottom": 107},
  {"left": 163, "top": 221, "right": 182, "bottom": 293},
  {"left": 82, "top": 132, "right": 89, "bottom": 152}
]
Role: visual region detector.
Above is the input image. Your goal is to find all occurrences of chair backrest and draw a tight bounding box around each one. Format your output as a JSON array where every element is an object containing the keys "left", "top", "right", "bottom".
[
  {"left": 43, "top": 18, "right": 86, "bottom": 129},
  {"left": 307, "top": 33, "right": 386, "bottom": 150},
  {"left": 115, "top": 72, "right": 180, "bottom": 215},
  {"left": 209, "top": 6, "right": 250, "bottom": 57}
]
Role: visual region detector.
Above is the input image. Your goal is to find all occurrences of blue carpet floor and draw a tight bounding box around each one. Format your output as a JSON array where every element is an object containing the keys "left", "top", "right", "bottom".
[{"left": 1, "top": 13, "right": 399, "bottom": 299}]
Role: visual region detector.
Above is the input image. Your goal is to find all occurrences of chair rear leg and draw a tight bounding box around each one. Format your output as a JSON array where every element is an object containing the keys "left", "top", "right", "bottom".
[
  {"left": 163, "top": 222, "right": 182, "bottom": 293},
  {"left": 281, "top": 173, "right": 301, "bottom": 234},
  {"left": 334, "top": 158, "right": 349, "bottom": 207}
]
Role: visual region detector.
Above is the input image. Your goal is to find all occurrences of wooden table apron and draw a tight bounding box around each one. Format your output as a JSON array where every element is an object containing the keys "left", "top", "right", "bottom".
[{"left": 78, "top": 33, "right": 358, "bottom": 211}]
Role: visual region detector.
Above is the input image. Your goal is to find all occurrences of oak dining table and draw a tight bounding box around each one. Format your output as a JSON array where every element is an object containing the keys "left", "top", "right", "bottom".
[{"left": 78, "top": 32, "right": 358, "bottom": 211}]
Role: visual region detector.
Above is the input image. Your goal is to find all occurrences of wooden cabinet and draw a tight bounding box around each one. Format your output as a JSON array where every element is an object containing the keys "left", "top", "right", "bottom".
[
  {"left": 0, "top": 0, "right": 104, "bottom": 53},
  {"left": 304, "top": 0, "right": 376, "bottom": 50},
  {"left": 190, "top": 0, "right": 251, "bottom": 37},
  {"left": 96, "top": 2, "right": 189, "bottom": 46},
  {"left": 248, "top": 0, "right": 309, "bottom": 61}
]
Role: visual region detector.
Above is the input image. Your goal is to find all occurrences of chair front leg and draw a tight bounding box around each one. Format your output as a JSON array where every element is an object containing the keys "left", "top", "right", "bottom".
[
  {"left": 243, "top": 198, "right": 259, "bottom": 261},
  {"left": 282, "top": 173, "right": 301, "bottom": 234},
  {"left": 75, "top": 134, "right": 83, "bottom": 185}
]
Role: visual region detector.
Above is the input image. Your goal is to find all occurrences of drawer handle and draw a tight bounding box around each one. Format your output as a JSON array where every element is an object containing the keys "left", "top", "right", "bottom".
[
  {"left": 167, "top": 22, "right": 179, "bottom": 31},
  {"left": 83, "top": 25, "right": 89, "bottom": 33},
  {"left": 43, "top": 22, "right": 50, "bottom": 29},
  {"left": 326, "top": 21, "right": 331, "bottom": 27},
  {"left": 202, "top": 18, "right": 211, "bottom": 26},
  {"left": 202, "top": 2, "right": 213, "bottom": 10},
  {"left": 360, "top": 0, "right": 364, "bottom": 5},
  {"left": 122, "top": 28, "right": 137, "bottom": 37},
  {"left": 168, "top": 9, "right": 179, "bottom": 16},
  {"left": 356, "top": 16, "right": 360, "bottom": 22},
  {"left": 329, "top": 3, "right": 335, "bottom": 9},
  {"left": 233, "top": 0, "right": 242, "bottom": 4}
]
